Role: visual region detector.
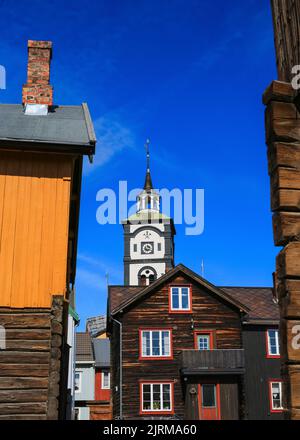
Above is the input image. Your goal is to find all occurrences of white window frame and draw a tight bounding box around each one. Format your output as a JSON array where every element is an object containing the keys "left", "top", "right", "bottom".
[
  {"left": 75, "top": 371, "right": 82, "bottom": 393},
  {"left": 267, "top": 329, "right": 280, "bottom": 356},
  {"left": 197, "top": 334, "right": 211, "bottom": 351},
  {"left": 270, "top": 381, "right": 283, "bottom": 411},
  {"left": 141, "top": 330, "right": 171, "bottom": 358},
  {"left": 170, "top": 286, "right": 191, "bottom": 311},
  {"left": 141, "top": 383, "right": 172, "bottom": 413},
  {"left": 101, "top": 371, "right": 110, "bottom": 390}
]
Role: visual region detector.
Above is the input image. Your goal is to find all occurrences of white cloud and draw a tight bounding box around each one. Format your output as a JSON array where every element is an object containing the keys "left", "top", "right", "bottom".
[{"left": 84, "top": 114, "right": 135, "bottom": 175}]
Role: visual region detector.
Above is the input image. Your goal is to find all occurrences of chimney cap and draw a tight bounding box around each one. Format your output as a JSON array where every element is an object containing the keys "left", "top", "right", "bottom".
[{"left": 28, "top": 40, "right": 52, "bottom": 50}]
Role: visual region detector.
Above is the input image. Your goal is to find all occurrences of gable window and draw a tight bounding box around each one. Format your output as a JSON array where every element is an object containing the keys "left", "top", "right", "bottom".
[
  {"left": 266, "top": 329, "right": 280, "bottom": 358},
  {"left": 169, "top": 286, "right": 192, "bottom": 313},
  {"left": 140, "top": 382, "right": 174, "bottom": 414},
  {"left": 101, "top": 371, "right": 110, "bottom": 389},
  {"left": 75, "top": 371, "right": 82, "bottom": 393},
  {"left": 140, "top": 329, "right": 172, "bottom": 359},
  {"left": 194, "top": 331, "right": 214, "bottom": 351},
  {"left": 269, "top": 381, "right": 283, "bottom": 412}
]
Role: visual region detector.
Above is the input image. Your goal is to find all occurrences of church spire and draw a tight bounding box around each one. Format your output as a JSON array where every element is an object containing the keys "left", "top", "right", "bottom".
[{"left": 144, "top": 139, "right": 153, "bottom": 191}]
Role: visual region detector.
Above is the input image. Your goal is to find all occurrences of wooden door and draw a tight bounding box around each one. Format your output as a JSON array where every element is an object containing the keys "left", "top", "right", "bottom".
[{"left": 198, "top": 384, "right": 221, "bottom": 420}]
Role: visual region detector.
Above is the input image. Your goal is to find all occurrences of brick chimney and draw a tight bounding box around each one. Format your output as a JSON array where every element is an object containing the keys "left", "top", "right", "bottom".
[{"left": 22, "top": 40, "right": 53, "bottom": 106}]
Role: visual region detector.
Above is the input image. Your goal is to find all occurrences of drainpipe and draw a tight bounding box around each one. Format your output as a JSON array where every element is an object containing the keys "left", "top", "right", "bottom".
[{"left": 112, "top": 317, "right": 123, "bottom": 420}]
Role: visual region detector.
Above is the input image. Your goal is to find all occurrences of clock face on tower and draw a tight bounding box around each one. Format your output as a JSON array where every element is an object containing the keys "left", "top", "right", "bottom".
[{"left": 141, "top": 242, "right": 154, "bottom": 255}]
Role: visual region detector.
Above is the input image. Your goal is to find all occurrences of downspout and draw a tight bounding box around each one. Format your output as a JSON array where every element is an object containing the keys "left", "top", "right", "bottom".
[{"left": 112, "top": 317, "right": 122, "bottom": 420}]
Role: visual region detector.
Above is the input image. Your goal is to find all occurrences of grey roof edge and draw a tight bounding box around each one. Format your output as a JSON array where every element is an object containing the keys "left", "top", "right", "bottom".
[{"left": 82, "top": 103, "right": 97, "bottom": 145}]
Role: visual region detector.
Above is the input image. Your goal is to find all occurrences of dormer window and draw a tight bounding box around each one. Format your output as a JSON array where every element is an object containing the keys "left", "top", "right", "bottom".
[{"left": 169, "top": 286, "right": 192, "bottom": 313}]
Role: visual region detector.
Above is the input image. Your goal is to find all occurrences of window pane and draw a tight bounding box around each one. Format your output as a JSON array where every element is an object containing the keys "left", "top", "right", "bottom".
[
  {"left": 202, "top": 384, "right": 216, "bottom": 408},
  {"left": 272, "top": 383, "right": 282, "bottom": 409},
  {"left": 75, "top": 372, "right": 80, "bottom": 391},
  {"left": 197, "top": 335, "right": 210, "bottom": 351},
  {"left": 181, "top": 288, "right": 189, "bottom": 309},
  {"left": 152, "top": 331, "right": 160, "bottom": 356},
  {"left": 172, "top": 288, "right": 179, "bottom": 309},
  {"left": 163, "top": 384, "right": 171, "bottom": 410},
  {"left": 142, "top": 331, "right": 151, "bottom": 356},
  {"left": 152, "top": 384, "right": 161, "bottom": 410},
  {"left": 269, "top": 330, "right": 279, "bottom": 355},
  {"left": 162, "top": 331, "right": 170, "bottom": 356},
  {"left": 143, "top": 384, "right": 151, "bottom": 410},
  {"left": 102, "top": 372, "right": 110, "bottom": 388}
]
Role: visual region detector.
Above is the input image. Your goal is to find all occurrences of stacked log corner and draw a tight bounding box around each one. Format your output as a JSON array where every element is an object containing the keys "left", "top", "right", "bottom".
[
  {"left": 0, "top": 296, "right": 67, "bottom": 420},
  {"left": 264, "top": 80, "right": 300, "bottom": 419}
]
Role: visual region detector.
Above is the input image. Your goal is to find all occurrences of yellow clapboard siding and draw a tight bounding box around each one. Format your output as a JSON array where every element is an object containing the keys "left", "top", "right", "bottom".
[{"left": 0, "top": 151, "right": 73, "bottom": 308}]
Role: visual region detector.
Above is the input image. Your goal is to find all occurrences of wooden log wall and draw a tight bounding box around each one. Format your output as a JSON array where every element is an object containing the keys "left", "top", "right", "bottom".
[
  {"left": 264, "top": 80, "right": 300, "bottom": 419},
  {"left": 271, "top": 0, "right": 300, "bottom": 83},
  {"left": 0, "top": 296, "right": 65, "bottom": 419}
]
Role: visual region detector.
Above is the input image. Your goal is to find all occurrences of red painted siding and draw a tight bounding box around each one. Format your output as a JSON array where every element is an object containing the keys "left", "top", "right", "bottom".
[{"left": 95, "top": 369, "right": 110, "bottom": 402}]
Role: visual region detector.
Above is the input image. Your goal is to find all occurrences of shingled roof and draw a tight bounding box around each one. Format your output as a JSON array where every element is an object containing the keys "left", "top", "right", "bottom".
[
  {"left": 221, "top": 287, "right": 279, "bottom": 323},
  {"left": 76, "top": 332, "right": 94, "bottom": 362},
  {"left": 108, "top": 265, "right": 279, "bottom": 324}
]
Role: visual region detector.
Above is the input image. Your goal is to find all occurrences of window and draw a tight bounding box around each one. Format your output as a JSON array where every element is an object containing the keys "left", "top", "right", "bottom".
[
  {"left": 202, "top": 384, "right": 216, "bottom": 408},
  {"left": 140, "top": 382, "right": 173, "bottom": 414},
  {"left": 133, "top": 244, "right": 137, "bottom": 252},
  {"left": 75, "top": 371, "right": 82, "bottom": 393},
  {"left": 158, "top": 243, "right": 161, "bottom": 251},
  {"left": 101, "top": 371, "right": 110, "bottom": 390},
  {"left": 169, "top": 286, "right": 192, "bottom": 312},
  {"left": 140, "top": 330, "right": 172, "bottom": 359},
  {"left": 267, "top": 329, "right": 280, "bottom": 357},
  {"left": 196, "top": 334, "right": 212, "bottom": 351},
  {"left": 74, "top": 407, "right": 80, "bottom": 420},
  {"left": 269, "top": 381, "right": 283, "bottom": 412}
]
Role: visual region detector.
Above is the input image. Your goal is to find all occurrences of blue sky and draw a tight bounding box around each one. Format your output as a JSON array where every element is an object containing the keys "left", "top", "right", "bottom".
[{"left": 0, "top": 0, "right": 278, "bottom": 330}]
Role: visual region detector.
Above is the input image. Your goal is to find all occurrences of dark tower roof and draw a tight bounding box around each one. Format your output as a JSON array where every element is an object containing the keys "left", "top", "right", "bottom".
[{"left": 143, "top": 139, "right": 154, "bottom": 191}]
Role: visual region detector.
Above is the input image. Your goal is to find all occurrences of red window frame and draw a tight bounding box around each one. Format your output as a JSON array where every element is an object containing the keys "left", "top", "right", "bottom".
[
  {"left": 194, "top": 330, "right": 215, "bottom": 350},
  {"left": 139, "top": 328, "right": 173, "bottom": 360},
  {"left": 168, "top": 284, "right": 193, "bottom": 314},
  {"left": 266, "top": 328, "right": 280, "bottom": 359},
  {"left": 268, "top": 380, "right": 283, "bottom": 413},
  {"left": 139, "top": 380, "right": 175, "bottom": 416}
]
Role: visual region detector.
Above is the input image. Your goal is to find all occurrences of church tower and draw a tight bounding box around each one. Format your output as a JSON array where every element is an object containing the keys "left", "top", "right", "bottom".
[{"left": 122, "top": 141, "right": 176, "bottom": 286}]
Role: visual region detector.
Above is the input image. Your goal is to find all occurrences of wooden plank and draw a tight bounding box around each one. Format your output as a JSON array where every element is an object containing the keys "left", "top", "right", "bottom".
[
  {"left": 273, "top": 212, "right": 300, "bottom": 245},
  {"left": 0, "top": 414, "right": 47, "bottom": 420},
  {"left": 0, "top": 314, "right": 50, "bottom": 328},
  {"left": 263, "top": 80, "right": 295, "bottom": 105},
  {"left": 268, "top": 142, "right": 300, "bottom": 174},
  {"left": 5, "top": 339, "right": 50, "bottom": 351},
  {"left": 0, "top": 389, "right": 48, "bottom": 403},
  {"left": 10, "top": 154, "right": 32, "bottom": 308},
  {"left": 271, "top": 189, "right": 300, "bottom": 212},
  {"left": 0, "top": 377, "right": 48, "bottom": 389},
  {"left": 5, "top": 328, "right": 51, "bottom": 340},
  {"left": 266, "top": 118, "right": 300, "bottom": 143},
  {"left": 0, "top": 402, "right": 46, "bottom": 415},
  {"left": 277, "top": 242, "right": 300, "bottom": 278},
  {"left": 0, "top": 351, "right": 50, "bottom": 364},
  {"left": 271, "top": 168, "right": 300, "bottom": 191},
  {"left": 289, "top": 366, "right": 300, "bottom": 409},
  {"left": 0, "top": 364, "right": 49, "bottom": 377}
]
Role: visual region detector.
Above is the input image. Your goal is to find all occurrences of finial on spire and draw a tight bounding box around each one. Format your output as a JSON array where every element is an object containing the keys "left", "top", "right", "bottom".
[
  {"left": 145, "top": 138, "right": 150, "bottom": 172},
  {"left": 144, "top": 138, "right": 153, "bottom": 191}
]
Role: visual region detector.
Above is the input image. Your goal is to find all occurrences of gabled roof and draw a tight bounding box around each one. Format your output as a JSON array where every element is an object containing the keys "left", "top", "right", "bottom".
[
  {"left": 0, "top": 103, "right": 96, "bottom": 155},
  {"left": 221, "top": 287, "right": 279, "bottom": 323},
  {"left": 109, "top": 264, "right": 250, "bottom": 316},
  {"left": 76, "top": 332, "right": 94, "bottom": 362},
  {"left": 86, "top": 315, "right": 107, "bottom": 337}
]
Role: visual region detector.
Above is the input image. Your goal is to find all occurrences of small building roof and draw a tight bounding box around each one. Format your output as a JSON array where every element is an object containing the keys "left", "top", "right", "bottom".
[
  {"left": 76, "top": 332, "right": 94, "bottom": 362},
  {"left": 86, "top": 315, "right": 107, "bottom": 337},
  {"left": 0, "top": 103, "right": 96, "bottom": 155},
  {"left": 93, "top": 339, "right": 110, "bottom": 368}
]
